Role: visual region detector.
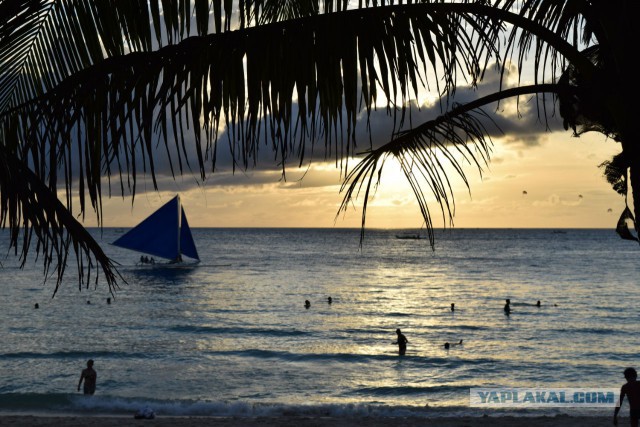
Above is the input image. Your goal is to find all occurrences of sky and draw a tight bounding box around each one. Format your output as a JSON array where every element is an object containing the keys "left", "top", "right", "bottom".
[
  {"left": 91, "top": 83, "right": 624, "bottom": 231},
  {"left": 94, "top": 128, "right": 622, "bottom": 230},
  {"left": 77, "top": 9, "right": 627, "bottom": 231}
]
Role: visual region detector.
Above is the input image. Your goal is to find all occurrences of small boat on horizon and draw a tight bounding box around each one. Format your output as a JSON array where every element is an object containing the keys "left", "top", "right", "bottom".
[{"left": 395, "top": 233, "right": 423, "bottom": 240}]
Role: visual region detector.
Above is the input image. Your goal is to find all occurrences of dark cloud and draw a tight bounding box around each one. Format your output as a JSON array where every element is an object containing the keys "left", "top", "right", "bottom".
[
  {"left": 380, "top": 66, "right": 565, "bottom": 148},
  {"left": 65, "top": 63, "right": 565, "bottom": 194}
]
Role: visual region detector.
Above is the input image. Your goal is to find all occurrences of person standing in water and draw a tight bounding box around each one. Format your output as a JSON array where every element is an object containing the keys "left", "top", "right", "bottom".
[
  {"left": 504, "top": 299, "right": 511, "bottom": 315},
  {"left": 614, "top": 367, "right": 640, "bottom": 426},
  {"left": 77, "top": 359, "right": 97, "bottom": 395},
  {"left": 394, "top": 329, "right": 409, "bottom": 356}
]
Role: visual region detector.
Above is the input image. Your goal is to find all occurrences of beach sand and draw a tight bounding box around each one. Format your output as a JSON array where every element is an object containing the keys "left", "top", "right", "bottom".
[{"left": 0, "top": 415, "right": 615, "bottom": 426}]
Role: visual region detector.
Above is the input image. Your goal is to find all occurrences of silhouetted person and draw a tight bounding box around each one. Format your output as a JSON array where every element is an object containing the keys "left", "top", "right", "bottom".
[
  {"left": 451, "top": 303, "right": 455, "bottom": 312},
  {"left": 536, "top": 300, "right": 541, "bottom": 307},
  {"left": 140, "top": 255, "right": 144, "bottom": 264},
  {"left": 614, "top": 367, "right": 640, "bottom": 426},
  {"left": 444, "top": 339, "right": 463, "bottom": 350},
  {"left": 78, "top": 359, "right": 97, "bottom": 395},
  {"left": 87, "top": 300, "right": 91, "bottom": 305},
  {"left": 328, "top": 297, "right": 332, "bottom": 304},
  {"left": 107, "top": 298, "right": 111, "bottom": 305},
  {"left": 304, "top": 300, "right": 310, "bottom": 309},
  {"left": 34, "top": 303, "right": 39, "bottom": 309},
  {"left": 394, "top": 329, "right": 408, "bottom": 356},
  {"left": 504, "top": 299, "right": 511, "bottom": 315}
]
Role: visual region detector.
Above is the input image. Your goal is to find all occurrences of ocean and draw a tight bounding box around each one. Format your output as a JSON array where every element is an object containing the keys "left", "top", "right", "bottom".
[{"left": 0, "top": 228, "right": 638, "bottom": 418}]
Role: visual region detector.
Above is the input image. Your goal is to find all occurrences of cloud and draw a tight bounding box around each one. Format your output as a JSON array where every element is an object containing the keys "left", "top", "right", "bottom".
[
  {"left": 62, "top": 58, "right": 567, "bottom": 199},
  {"left": 200, "top": 63, "right": 565, "bottom": 168},
  {"left": 532, "top": 194, "right": 584, "bottom": 208}
]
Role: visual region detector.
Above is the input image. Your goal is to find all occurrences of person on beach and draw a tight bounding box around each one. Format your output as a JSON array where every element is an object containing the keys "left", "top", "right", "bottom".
[
  {"left": 394, "top": 329, "right": 408, "bottom": 356},
  {"left": 77, "top": 359, "right": 97, "bottom": 395},
  {"left": 614, "top": 367, "right": 640, "bottom": 426}
]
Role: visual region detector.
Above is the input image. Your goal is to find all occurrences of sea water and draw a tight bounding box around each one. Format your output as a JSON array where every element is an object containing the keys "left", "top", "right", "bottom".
[{"left": 0, "top": 228, "right": 638, "bottom": 418}]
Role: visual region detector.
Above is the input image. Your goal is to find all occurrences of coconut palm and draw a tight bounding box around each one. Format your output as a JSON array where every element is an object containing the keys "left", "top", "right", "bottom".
[{"left": 0, "top": 0, "right": 634, "bottom": 294}]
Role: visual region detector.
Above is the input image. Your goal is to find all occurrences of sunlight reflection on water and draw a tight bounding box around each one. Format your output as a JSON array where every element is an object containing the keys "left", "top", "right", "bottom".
[{"left": 0, "top": 228, "right": 638, "bottom": 413}]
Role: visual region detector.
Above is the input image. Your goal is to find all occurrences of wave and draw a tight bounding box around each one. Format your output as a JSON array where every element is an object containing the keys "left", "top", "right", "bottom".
[
  {"left": 0, "top": 351, "right": 149, "bottom": 360},
  {"left": 547, "top": 327, "right": 622, "bottom": 335},
  {"left": 349, "top": 384, "right": 469, "bottom": 397},
  {"left": 214, "top": 348, "right": 471, "bottom": 365},
  {"left": 168, "top": 325, "right": 308, "bottom": 337},
  {"left": 0, "top": 393, "right": 601, "bottom": 418}
]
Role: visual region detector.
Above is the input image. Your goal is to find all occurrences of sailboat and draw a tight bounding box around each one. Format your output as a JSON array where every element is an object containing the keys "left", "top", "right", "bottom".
[{"left": 112, "top": 195, "right": 200, "bottom": 264}]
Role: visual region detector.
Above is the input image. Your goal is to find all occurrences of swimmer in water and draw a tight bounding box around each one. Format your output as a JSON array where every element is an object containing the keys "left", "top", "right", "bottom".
[{"left": 444, "top": 339, "right": 463, "bottom": 350}]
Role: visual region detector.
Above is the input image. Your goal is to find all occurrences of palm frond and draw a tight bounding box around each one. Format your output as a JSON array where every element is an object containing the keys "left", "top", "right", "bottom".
[
  {"left": 3, "top": 3, "right": 503, "bottom": 184},
  {"left": 248, "top": 0, "right": 319, "bottom": 24},
  {"left": 0, "top": 0, "right": 225, "bottom": 115},
  {"left": 499, "top": 0, "right": 589, "bottom": 82},
  {"left": 0, "top": 0, "right": 226, "bottom": 291},
  {"left": 340, "top": 83, "right": 565, "bottom": 247},
  {"left": 0, "top": 143, "right": 123, "bottom": 295},
  {"left": 599, "top": 153, "right": 628, "bottom": 197}
]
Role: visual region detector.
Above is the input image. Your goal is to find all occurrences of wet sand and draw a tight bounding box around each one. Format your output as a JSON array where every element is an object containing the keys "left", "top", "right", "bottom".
[{"left": 0, "top": 414, "right": 615, "bottom": 426}]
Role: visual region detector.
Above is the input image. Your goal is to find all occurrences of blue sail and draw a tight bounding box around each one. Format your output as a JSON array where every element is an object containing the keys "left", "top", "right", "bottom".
[
  {"left": 180, "top": 207, "right": 200, "bottom": 260},
  {"left": 112, "top": 195, "right": 199, "bottom": 262}
]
